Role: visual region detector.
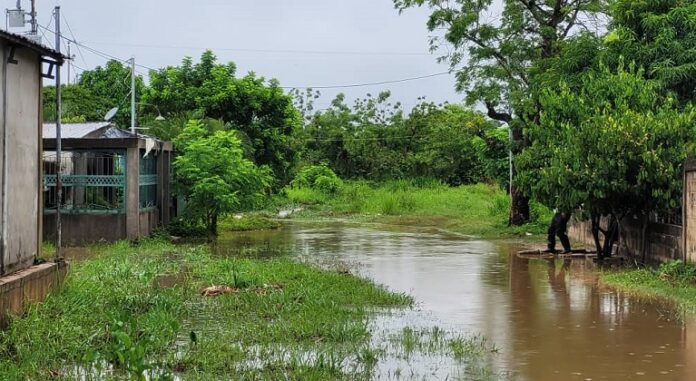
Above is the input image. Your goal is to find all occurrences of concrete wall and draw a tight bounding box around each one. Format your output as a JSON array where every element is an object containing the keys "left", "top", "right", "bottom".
[
  {"left": 568, "top": 216, "right": 683, "bottom": 263},
  {"left": 42, "top": 210, "right": 161, "bottom": 246},
  {"left": 43, "top": 214, "right": 126, "bottom": 246},
  {"left": 0, "top": 262, "right": 67, "bottom": 326},
  {"left": 0, "top": 41, "right": 42, "bottom": 275}
]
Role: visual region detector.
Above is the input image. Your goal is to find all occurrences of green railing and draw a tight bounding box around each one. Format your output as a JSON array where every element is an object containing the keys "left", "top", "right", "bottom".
[
  {"left": 44, "top": 150, "right": 127, "bottom": 214},
  {"left": 139, "top": 152, "right": 158, "bottom": 210}
]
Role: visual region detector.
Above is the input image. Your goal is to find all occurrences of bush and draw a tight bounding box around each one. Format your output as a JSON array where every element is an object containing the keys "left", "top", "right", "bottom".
[
  {"left": 167, "top": 217, "right": 209, "bottom": 238},
  {"left": 314, "top": 175, "right": 342, "bottom": 194},
  {"left": 658, "top": 260, "right": 696, "bottom": 284},
  {"left": 291, "top": 165, "right": 343, "bottom": 193}
]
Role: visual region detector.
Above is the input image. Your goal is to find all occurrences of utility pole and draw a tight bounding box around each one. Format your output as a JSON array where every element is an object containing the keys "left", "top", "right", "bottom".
[
  {"left": 29, "top": 0, "right": 36, "bottom": 34},
  {"left": 66, "top": 41, "right": 70, "bottom": 84},
  {"left": 130, "top": 57, "right": 136, "bottom": 134},
  {"left": 54, "top": 5, "right": 62, "bottom": 261}
]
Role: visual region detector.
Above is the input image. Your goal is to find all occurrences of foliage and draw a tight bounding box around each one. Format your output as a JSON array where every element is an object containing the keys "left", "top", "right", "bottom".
[
  {"left": 298, "top": 92, "right": 508, "bottom": 187},
  {"left": 0, "top": 239, "right": 413, "bottom": 379},
  {"left": 283, "top": 180, "right": 551, "bottom": 238},
  {"left": 291, "top": 165, "right": 343, "bottom": 194},
  {"left": 43, "top": 84, "right": 108, "bottom": 122},
  {"left": 608, "top": 0, "right": 696, "bottom": 106},
  {"left": 517, "top": 65, "right": 696, "bottom": 257},
  {"left": 517, "top": 66, "right": 696, "bottom": 216},
  {"left": 658, "top": 260, "right": 696, "bottom": 285},
  {"left": 602, "top": 264, "right": 696, "bottom": 315},
  {"left": 393, "top": 0, "right": 609, "bottom": 224},
  {"left": 173, "top": 120, "right": 272, "bottom": 235},
  {"left": 144, "top": 51, "right": 301, "bottom": 185},
  {"left": 393, "top": 0, "right": 607, "bottom": 119},
  {"left": 77, "top": 60, "right": 146, "bottom": 128}
]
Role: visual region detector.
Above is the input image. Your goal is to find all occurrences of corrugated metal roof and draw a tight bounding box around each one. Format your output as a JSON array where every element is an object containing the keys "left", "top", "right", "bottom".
[
  {"left": 0, "top": 30, "right": 65, "bottom": 62},
  {"left": 43, "top": 122, "right": 113, "bottom": 139}
]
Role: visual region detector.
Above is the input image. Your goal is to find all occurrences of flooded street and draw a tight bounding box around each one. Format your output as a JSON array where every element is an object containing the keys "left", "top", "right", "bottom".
[{"left": 216, "top": 222, "right": 696, "bottom": 381}]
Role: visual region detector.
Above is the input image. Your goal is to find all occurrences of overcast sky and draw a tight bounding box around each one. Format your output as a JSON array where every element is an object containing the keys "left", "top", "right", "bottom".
[{"left": 3, "top": 0, "right": 463, "bottom": 111}]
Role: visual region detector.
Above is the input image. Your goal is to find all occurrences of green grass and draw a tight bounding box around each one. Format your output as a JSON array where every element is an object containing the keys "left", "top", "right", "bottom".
[
  {"left": 0, "top": 239, "right": 412, "bottom": 380},
  {"left": 218, "top": 213, "right": 281, "bottom": 232},
  {"left": 601, "top": 260, "right": 696, "bottom": 315},
  {"left": 282, "top": 180, "right": 552, "bottom": 238}
]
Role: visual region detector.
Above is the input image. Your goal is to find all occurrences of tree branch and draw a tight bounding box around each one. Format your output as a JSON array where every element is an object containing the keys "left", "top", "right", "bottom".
[{"left": 486, "top": 102, "right": 512, "bottom": 123}]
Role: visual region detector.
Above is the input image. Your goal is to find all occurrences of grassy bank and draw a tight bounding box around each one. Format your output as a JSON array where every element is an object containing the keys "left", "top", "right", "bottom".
[
  {"left": 0, "top": 239, "right": 413, "bottom": 380},
  {"left": 281, "top": 180, "right": 551, "bottom": 238},
  {"left": 601, "top": 260, "right": 696, "bottom": 315}
]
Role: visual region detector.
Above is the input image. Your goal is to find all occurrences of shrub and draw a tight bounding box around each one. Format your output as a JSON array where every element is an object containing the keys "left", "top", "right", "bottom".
[
  {"left": 291, "top": 165, "right": 343, "bottom": 193},
  {"left": 314, "top": 175, "right": 342, "bottom": 194},
  {"left": 658, "top": 260, "right": 696, "bottom": 284}
]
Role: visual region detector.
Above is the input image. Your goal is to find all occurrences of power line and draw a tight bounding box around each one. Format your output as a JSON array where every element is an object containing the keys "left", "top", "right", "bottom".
[
  {"left": 37, "top": 24, "right": 154, "bottom": 74},
  {"left": 61, "top": 12, "right": 87, "bottom": 67},
  {"left": 280, "top": 72, "right": 451, "bottom": 90},
  {"left": 37, "top": 25, "right": 451, "bottom": 90},
  {"left": 82, "top": 40, "right": 434, "bottom": 57}
]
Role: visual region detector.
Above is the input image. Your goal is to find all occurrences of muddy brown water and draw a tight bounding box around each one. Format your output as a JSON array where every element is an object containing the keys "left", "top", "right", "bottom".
[{"left": 215, "top": 222, "right": 696, "bottom": 381}]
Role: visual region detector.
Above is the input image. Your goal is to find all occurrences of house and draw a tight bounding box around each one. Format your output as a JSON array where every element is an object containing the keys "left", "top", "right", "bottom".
[
  {"left": 42, "top": 122, "right": 174, "bottom": 244},
  {"left": 0, "top": 31, "right": 63, "bottom": 275},
  {"left": 0, "top": 30, "right": 65, "bottom": 324}
]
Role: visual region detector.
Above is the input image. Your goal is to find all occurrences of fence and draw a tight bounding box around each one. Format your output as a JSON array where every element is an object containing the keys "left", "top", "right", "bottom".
[
  {"left": 139, "top": 151, "right": 158, "bottom": 210},
  {"left": 43, "top": 150, "right": 127, "bottom": 214}
]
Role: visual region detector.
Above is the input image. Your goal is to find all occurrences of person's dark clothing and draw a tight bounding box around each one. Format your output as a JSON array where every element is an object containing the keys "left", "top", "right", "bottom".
[{"left": 547, "top": 212, "right": 571, "bottom": 253}]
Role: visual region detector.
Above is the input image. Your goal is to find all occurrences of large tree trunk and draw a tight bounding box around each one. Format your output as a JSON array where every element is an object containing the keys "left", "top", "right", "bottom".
[
  {"left": 211, "top": 213, "right": 218, "bottom": 237},
  {"left": 509, "top": 186, "right": 530, "bottom": 226},
  {"left": 591, "top": 213, "right": 621, "bottom": 260}
]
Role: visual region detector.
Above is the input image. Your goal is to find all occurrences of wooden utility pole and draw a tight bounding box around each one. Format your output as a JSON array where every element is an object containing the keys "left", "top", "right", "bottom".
[{"left": 54, "top": 5, "right": 62, "bottom": 260}]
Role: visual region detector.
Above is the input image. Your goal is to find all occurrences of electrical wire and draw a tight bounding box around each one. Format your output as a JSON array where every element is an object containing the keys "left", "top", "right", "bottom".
[
  {"left": 37, "top": 24, "right": 451, "bottom": 90},
  {"left": 81, "top": 40, "right": 434, "bottom": 57},
  {"left": 37, "top": 24, "right": 153, "bottom": 74},
  {"left": 279, "top": 72, "right": 451, "bottom": 90},
  {"left": 61, "top": 12, "right": 87, "bottom": 67}
]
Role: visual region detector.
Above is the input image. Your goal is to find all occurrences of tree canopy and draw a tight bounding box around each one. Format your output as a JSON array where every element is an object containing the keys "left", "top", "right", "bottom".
[
  {"left": 144, "top": 51, "right": 301, "bottom": 185},
  {"left": 296, "top": 91, "right": 508, "bottom": 187},
  {"left": 173, "top": 120, "right": 272, "bottom": 235}
]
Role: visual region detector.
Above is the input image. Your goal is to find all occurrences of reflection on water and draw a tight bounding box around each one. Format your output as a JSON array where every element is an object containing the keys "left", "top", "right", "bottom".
[{"left": 218, "top": 222, "right": 696, "bottom": 381}]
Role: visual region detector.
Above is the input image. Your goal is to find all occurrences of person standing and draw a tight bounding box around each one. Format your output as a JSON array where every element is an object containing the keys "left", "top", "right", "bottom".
[{"left": 545, "top": 211, "right": 571, "bottom": 254}]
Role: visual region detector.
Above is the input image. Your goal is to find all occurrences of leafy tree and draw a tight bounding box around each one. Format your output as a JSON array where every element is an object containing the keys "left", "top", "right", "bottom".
[
  {"left": 393, "top": 0, "right": 608, "bottom": 224},
  {"left": 408, "top": 103, "right": 508, "bottom": 186},
  {"left": 78, "top": 60, "right": 146, "bottom": 127},
  {"left": 43, "top": 84, "right": 106, "bottom": 122},
  {"left": 173, "top": 120, "right": 272, "bottom": 235},
  {"left": 517, "top": 66, "right": 696, "bottom": 258},
  {"left": 608, "top": 0, "right": 696, "bottom": 105},
  {"left": 144, "top": 51, "right": 300, "bottom": 185},
  {"left": 297, "top": 91, "right": 506, "bottom": 186}
]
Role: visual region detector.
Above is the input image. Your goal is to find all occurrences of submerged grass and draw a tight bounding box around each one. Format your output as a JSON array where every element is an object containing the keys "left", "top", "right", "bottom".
[
  {"left": 0, "top": 239, "right": 412, "bottom": 380},
  {"left": 601, "top": 260, "right": 696, "bottom": 315},
  {"left": 218, "top": 213, "right": 281, "bottom": 232},
  {"left": 282, "top": 180, "right": 551, "bottom": 238}
]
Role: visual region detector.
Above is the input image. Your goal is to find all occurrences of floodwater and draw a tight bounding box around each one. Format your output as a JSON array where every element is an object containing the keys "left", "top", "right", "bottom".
[{"left": 216, "top": 222, "right": 696, "bottom": 381}]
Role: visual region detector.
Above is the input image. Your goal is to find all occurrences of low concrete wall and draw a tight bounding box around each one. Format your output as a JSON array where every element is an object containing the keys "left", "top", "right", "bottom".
[
  {"left": 42, "top": 210, "right": 161, "bottom": 245},
  {"left": 568, "top": 216, "right": 683, "bottom": 263},
  {"left": 43, "top": 214, "right": 126, "bottom": 246},
  {"left": 0, "top": 261, "right": 67, "bottom": 326}
]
